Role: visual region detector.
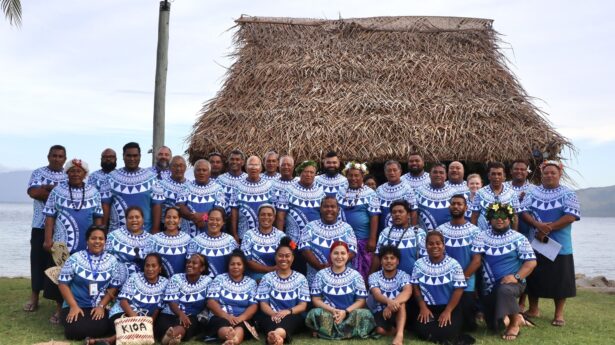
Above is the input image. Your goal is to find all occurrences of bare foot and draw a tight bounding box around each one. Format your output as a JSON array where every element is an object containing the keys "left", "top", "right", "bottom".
[
  {"left": 267, "top": 331, "right": 277, "bottom": 345},
  {"left": 392, "top": 333, "right": 404, "bottom": 345},
  {"left": 224, "top": 328, "right": 236, "bottom": 341},
  {"left": 502, "top": 325, "right": 520, "bottom": 341}
]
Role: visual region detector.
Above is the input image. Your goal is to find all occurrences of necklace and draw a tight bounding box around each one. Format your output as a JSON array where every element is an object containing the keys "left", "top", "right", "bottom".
[
  {"left": 343, "top": 186, "right": 362, "bottom": 208},
  {"left": 69, "top": 184, "right": 85, "bottom": 211}
]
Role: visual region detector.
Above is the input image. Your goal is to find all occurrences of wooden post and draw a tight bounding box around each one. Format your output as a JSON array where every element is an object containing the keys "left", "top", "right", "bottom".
[{"left": 152, "top": 0, "right": 170, "bottom": 164}]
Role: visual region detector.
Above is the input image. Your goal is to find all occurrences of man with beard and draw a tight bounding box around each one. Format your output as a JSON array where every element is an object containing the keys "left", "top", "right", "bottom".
[
  {"left": 446, "top": 161, "right": 469, "bottom": 196},
  {"left": 208, "top": 152, "right": 225, "bottom": 180},
  {"left": 101, "top": 142, "right": 164, "bottom": 233},
  {"left": 315, "top": 151, "right": 348, "bottom": 197},
  {"left": 87, "top": 148, "right": 116, "bottom": 192},
  {"left": 436, "top": 195, "right": 481, "bottom": 332},
  {"left": 401, "top": 153, "right": 430, "bottom": 189},
  {"left": 216, "top": 149, "right": 247, "bottom": 214},
  {"left": 471, "top": 162, "right": 520, "bottom": 231},
  {"left": 177, "top": 159, "right": 226, "bottom": 237},
  {"left": 368, "top": 245, "right": 411, "bottom": 345},
  {"left": 376, "top": 160, "right": 418, "bottom": 231},
  {"left": 159, "top": 156, "right": 190, "bottom": 232},
  {"left": 466, "top": 202, "right": 536, "bottom": 340},
  {"left": 261, "top": 150, "right": 280, "bottom": 180},
  {"left": 415, "top": 163, "right": 455, "bottom": 230},
  {"left": 150, "top": 145, "right": 172, "bottom": 180},
  {"left": 24, "top": 145, "right": 67, "bottom": 315}
]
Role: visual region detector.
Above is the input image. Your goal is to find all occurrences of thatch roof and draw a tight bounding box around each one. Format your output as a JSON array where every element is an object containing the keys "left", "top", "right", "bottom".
[{"left": 187, "top": 15, "right": 572, "bottom": 165}]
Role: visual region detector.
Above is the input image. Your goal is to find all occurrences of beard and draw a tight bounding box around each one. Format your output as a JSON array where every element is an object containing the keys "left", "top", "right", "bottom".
[
  {"left": 101, "top": 161, "right": 117, "bottom": 172},
  {"left": 325, "top": 167, "right": 338, "bottom": 176},
  {"left": 156, "top": 160, "right": 169, "bottom": 170},
  {"left": 408, "top": 166, "right": 423, "bottom": 175}
]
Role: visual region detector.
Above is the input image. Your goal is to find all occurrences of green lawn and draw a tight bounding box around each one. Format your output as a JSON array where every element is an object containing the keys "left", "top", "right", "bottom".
[{"left": 1, "top": 277, "right": 614, "bottom": 345}]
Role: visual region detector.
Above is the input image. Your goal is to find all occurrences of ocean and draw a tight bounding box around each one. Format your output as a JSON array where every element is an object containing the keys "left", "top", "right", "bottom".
[{"left": 0, "top": 202, "right": 614, "bottom": 278}]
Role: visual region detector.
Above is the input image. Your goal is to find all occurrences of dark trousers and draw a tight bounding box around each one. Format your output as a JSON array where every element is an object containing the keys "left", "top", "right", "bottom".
[
  {"left": 30, "top": 228, "right": 53, "bottom": 293},
  {"left": 482, "top": 282, "right": 525, "bottom": 331},
  {"left": 61, "top": 307, "right": 110, "bottom": 340},
  {"left": 412, "top": 304, "right": 462, "bottom": 344},
  {"left": 460, "top": 291, "right": 478, "bottom": 332}
]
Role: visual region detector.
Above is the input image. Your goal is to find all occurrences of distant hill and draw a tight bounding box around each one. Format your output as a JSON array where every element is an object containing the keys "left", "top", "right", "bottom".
[
  {"left": 576, "top": 185, "right": 615, "bottom": 217},
  {"left": 0, "top": 170, "right": 31, "bottom": 203}
]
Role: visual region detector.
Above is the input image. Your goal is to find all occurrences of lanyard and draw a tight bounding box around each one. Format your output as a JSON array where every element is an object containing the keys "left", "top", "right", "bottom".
[{"left": 86, "top": 251, "right": 102, "bottom": 277}]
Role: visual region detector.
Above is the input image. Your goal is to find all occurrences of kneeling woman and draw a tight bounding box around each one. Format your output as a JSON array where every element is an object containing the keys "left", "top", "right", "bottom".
[
  {"left": 86, "top": 253, "right": 168, "bottom": 345},
  {"left": 58, "top": 226, "right": 127, "bottom": 340},
  {"left": 156, "top": 254, "right": 212, "bottom": 344},
  {"left": 411, "top": 231, "right": 468, "bottom": 344},
  {"left": 257, "top": 237, "right": 310, "bottom": 345},
  {"left": 207, "top": 249, "right": 259, "bottom": 345},
  {"left": 306, "top": 241, "right": 375, "bottom": 339}
]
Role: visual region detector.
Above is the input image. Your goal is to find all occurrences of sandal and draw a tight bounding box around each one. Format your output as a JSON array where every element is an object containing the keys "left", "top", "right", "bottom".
[
  {"left": 49, "top": 312, "right": 61, "bottom": 325},
  {"left": 551, "top": 319, "right": 566, "bottom": 327},
  {"left": 23, "top": 301, "right": 38, "bottom": 312}
]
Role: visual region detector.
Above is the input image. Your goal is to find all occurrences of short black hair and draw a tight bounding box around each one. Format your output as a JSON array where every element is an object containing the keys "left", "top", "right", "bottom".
[
  {"left": 48, "top": 145, "right": 66, "bottom": 156},
  {"left": 487, "top": 161, "right": 506, "bottom": 173},
  {"left": 208, "top": 207, "right": 227, "bottom": 223},
  {"left": 123, "top": 142, "right": 141, "bottom": 154},
  {"left": 189, "top": 253, "right": 210, "bottom": 276},
  {"left": 324, "top": 151, "right": 338, "bottom": 158},
  {"left": 430, "top": 163, "right": 446, "bottom": 171},
  {"left": 164, "top": 206, "right": 180, "bottom": 218},
  {"left": 144, "top": 253, "right": 168, "bottom": 278},
  {"left": 390, "top": 199, "right": 411, "bottom": 213},
  {"left": 85, "top": 225, "right": 107, "bottom": 241},
  {"left": 378, "top": 245, "right": 401, "bottom": 260},
  {"left": 208, "top": 151, "right": 223, "bottom": 159},
  {"left": 229, "top": 249, "right": 248, "bottom": 270},
  {"left": 426, "top": 230, "right": 444, "bottom": 244},
  {"left": 126, "top": 206, "right": 144, "bottom": 218},
  {"left": 228, "top": 149, "right": 245, "bottom": 161},
  {"left": 450, "top": 194, "right": 467, "bottom": 205}
]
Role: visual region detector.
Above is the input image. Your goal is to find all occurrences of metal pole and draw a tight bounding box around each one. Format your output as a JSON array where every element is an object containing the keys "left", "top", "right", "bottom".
[{"left": 152, "top": 0, "right": 170, "bottom": 165}]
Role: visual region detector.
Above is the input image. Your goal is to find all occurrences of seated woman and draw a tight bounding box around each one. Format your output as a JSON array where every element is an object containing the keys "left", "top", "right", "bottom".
[
  {"left": 467, "top": 202, "right": 536, "bottom": 341},
  {"left": 106, "top": 206, "right": 152, "bottom": 274},
  {"left": 58, "top": 225, "right": 127, "bottom": 340},
  {"left": 206, "top": 249, "right": 259, "bottom": 345},
  {"left": 368, "top": 245, "right": 412, "bottom": 345},
  {"left": 306, "top": 241, "right": 375, "bottom": 340},
  {"left": 149, "top": 207, "right": 192, "bottom": 276},
  {"left": 85, "top": 253, "right": 169, "bottom": 345},
  {"left": 241, "top": 204, "right": 285, "bottom": 280},
  {"left": 411, "top": 231, "right": 468, "bottom": 344},
  {"left": 188, "top": 207, "right": 238, "bottom": 277},
  {"left": 156, "top": 254, "right": 212, "bottom": 345},
  {"left": 256, "top": 237, "right": 310, "bottom": 345}
]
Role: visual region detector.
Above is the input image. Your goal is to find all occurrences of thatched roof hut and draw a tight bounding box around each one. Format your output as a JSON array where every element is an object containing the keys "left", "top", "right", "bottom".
[{"left": 187, "top": 15, "right": 571, "bottom": 166}]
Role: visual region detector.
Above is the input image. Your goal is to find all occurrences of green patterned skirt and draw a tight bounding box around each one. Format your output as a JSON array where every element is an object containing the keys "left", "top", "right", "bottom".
[{"left": 305, "top": 308, "right": 376, "bottom": 340}]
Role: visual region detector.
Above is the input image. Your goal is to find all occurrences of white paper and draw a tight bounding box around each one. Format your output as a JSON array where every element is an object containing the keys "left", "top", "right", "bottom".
[{"left": 530, "top": 236, "right": 562, "bottom": 262}]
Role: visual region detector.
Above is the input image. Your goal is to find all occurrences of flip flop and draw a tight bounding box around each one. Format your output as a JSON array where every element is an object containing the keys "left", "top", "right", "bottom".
[
  {"left": 23, "top": 301, "right": 38, "bottom": 312},
  {"left": 551, "top": 319, "right": 566, "bottom": 327},
  {"left": 49, "top": 312, "right": 61, "bottom": 325}
]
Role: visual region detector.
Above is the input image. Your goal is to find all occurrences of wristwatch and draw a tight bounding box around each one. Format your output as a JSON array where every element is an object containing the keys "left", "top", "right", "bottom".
[{"left": 514, "top": 273, "right": 526, "bottom": 284}]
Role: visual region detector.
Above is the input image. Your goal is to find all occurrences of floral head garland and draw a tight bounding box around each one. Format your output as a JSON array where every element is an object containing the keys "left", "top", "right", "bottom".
[
  {"left": 485, "top": 202, "right": 515, "bottom": 221},
  {"left": 64, "top": 158, "right": 89, "bottom": 175},
  {"left": 342, "top": 161, "right": 369, "bottom": 176},
  {"left": 295, "top": 160, "right": 318, "bottom": 175},
  {"left": 540, "top": 160, "right": 564, "bottom": 173}
]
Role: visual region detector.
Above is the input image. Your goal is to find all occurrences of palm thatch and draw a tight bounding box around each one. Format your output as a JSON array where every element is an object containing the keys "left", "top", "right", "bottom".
[{"left": 187, "top": 15, "right": 572, "bottom": 165}]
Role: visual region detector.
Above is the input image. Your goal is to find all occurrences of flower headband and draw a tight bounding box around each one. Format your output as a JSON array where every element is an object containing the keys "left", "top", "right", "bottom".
[
  {"left": 64, "top": 158, "right": 90, "bottom": 175},
  {"left": 540, "top": 160, "right": 564, "bottom": 172},
  {"left": 342, "top": 161, "right": 369, "bottom": 176},
  {"left": 485, "top": 202, "right": 515, "bottom": 221},
  {"left": 295, "top": 160, "right": 318, "bottom": 175}
]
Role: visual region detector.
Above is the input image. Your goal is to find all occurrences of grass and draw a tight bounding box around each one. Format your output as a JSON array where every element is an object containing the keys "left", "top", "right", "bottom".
[{"left": 1, "top": 277, "right": 614, "bottom": 345}]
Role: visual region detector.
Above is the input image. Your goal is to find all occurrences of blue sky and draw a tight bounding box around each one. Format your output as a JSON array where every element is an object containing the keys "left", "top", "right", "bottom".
[{"left": 1, "top": 0, "right": 613, "bottom": 188}]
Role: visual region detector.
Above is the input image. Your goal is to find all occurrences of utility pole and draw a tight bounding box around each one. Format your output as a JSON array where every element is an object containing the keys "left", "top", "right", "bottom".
[{"left": 152, "top": 0, "right": 170, "bottom": 164}]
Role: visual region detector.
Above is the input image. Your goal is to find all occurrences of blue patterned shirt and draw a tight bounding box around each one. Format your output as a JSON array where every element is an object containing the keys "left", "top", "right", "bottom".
[
  {"left": 401, "top": 172, "right": 430, "bottom": 189},
  {"left": 315, "top": 173, "right": 348, "bottom": 197},
  {"left": 58, "top": 250, "right": 127, "bottom": 308},
  {"left": 187, "top": 232, "right": 238, "bottom": 278},
  {"left": 368, "top": 270, "right": 412, "bottom": 312},
  {"left": 336, "top": 185, "right": 381, "bottom": 240},
  {"left": 446, "top": 180, "right": 470, "bottom": 196},
  {"left": 87, "top": 169, "right": 113, "bottom": 192},
  {"left": 101, "top": 168, "right": 165, "bottom": 232},
  {"left": 110, "top": 272, "right": 168, "bottom": 317},
  {"left": 256, "top": 271, "right": 310, "bottom": 312},
  {"left": 471, "top": 228, "right": 536, "bottom": 294},
  {"left": 277, "top": 181, "right": 326, "bottom": 242},
  {"left": 416, "top": 183, "right": 456, "bottom": 231},
  {"left": 375, "top": 181, "right": 418, "bottom": 231},
  {"left": 310, "top": 267, "right": 367, "bottom": 310},
  {"left": 159, "top": 177, "right": 190, "bottom": 232},
  {"left": 28, "top": 166, "right": 67, "bottom": 229},
  {"left": 270, "top": 177, "right": 299, "bottom": 205},
  {"left": 437, "top": 221, "right": 481, "bottom": 291},
  {"left": 216, "top": 172, "right": 248, "bottom": 213},
  {"left": 241, "top": 227, "right": 286, "bottom": 280},
  {"left": 176, "top": 180, "right": 226, "bottom": 237},
  {"left": 43, "top": 182, "right": 103, "bottom": 253},
  {"left": 147, "top": 232, "right": 192, "bottom": 276},
  {"left": 521, "top": 185, "right": 580, "bottom": 255},
  {"left": 207, "top": 274, "right": 257, "bottom": 317},
  {"left": 375, "top": 226, "right": 426, "bottom": 275},
  {"left": 299, "top": 219, "right": 357, "bottom": 284},
  {"left": 470, "top": 184, "right": 521, "bottom": 231},
  {"left": 505, "top": 181, "right": 535, "bottom": 238},
  {"left": 105, "top": 227, "right": 152, "bottom": 275},
  {"left": 261, "top": 172, "right": 281, "bottom": 181},
  {"left": 411, "top": 256, "right": 467, "bottom": 306},
  {"left": 229, "top": 178, "right": 276, "bottom": 238},
  {"left": 162, "top": 273, "right": 212, "bottom": 316}
]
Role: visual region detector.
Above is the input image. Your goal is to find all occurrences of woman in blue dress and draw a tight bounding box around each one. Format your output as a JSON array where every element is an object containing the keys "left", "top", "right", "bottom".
[
  {"left": 411, "top": 231, "right": 468, "bottom": 344},
  {"left": 149, "top": 207, "right": 191, "bottom": 276},
  {"left": 58, "top": 226, "right": 127, "bottom": 340},
  {"left": 257, "top": 237, "right": 310, "bottom": 345},
  {"left": 156, "top": 253, "right": 212, "bottom": 344},
  {"left": 306, "top": 241, "right": 375, "bottom": 339},
  {"left": 241, "top": 204, "right": 285, "bottom": 280},
  {"left": 187, "top": 207, "right": 239, "bottom": 277},
  {"left": 105, "top": 206, "right": 152, "bottom": 275},
  {"left": 207, "top": 250, "right": 259, "bottom": 345},
  {"left": 85, "top": 253, "right": 169, "bottom": 345}
]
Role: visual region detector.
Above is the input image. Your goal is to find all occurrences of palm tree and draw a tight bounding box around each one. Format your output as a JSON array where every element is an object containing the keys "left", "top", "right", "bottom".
[{"left": 2, "top": 0, "right": 22, "bottom": 26}]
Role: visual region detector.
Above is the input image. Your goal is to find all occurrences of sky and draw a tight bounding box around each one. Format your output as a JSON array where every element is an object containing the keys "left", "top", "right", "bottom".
[{"left": 0, "top": 0, "right": 613, "bottom": 188}]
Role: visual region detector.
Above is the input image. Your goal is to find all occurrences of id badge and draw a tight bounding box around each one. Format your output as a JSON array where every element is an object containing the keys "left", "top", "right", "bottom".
[{"left": 89, "top": 283, "right": 98, "bottom": 296}]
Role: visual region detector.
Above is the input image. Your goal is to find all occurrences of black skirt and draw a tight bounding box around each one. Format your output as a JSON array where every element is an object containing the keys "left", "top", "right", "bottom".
[
  {"left": 526, "top": 253, "right": 576, "bottom": 299},
  {"left": 154, "top": 313, "right": 201, "bottom": 341},
  {"left": 256, "top": 313, "right": 304, "bottom": 342},
  {"left": 207, "top": 315, "right": 256, "bottom": 339}
]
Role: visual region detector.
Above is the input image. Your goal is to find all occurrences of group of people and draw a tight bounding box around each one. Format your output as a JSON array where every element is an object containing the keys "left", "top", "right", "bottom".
[{"left": 25, "top": 143, "right": 581, "bottom": 344}]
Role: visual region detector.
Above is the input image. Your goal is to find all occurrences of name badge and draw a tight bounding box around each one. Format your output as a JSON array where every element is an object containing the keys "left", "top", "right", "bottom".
[{"left": 89, "top": 283, "right": 98, "bottom": 296}]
